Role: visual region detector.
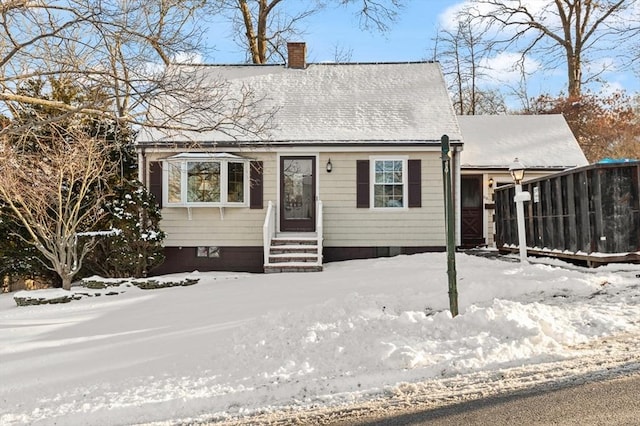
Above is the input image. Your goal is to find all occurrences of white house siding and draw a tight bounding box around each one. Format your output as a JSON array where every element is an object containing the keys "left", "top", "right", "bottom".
[
  {"left": 319, "top": 151, "right": 446, "bottom": 248},
  {"left": 146, "top": 151, "right": 277, "bottom": 247},
  {"left": 159, "top": 208, "right": 266, "bottom": 247},
  {"left": 146, "top": 149, "right": 447, "bottom": 249}
]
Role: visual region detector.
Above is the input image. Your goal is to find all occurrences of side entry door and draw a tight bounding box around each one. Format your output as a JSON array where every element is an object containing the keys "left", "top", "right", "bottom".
[{"left": 461, "top": 175, "right": 484, "bottom": 247}]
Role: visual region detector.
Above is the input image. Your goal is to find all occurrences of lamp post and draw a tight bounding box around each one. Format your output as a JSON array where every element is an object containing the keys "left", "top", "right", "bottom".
[{"left": 509, "top": 158, "right": 529, "bottom": 263}]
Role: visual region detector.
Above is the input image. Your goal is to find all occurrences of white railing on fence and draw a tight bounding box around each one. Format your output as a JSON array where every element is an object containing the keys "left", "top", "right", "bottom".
[
  {"left": 316, "top": 200, "right": 323, "bottom": 265},
  {"left": 263, "top": 201, "right": 275, "bottom": 265}
]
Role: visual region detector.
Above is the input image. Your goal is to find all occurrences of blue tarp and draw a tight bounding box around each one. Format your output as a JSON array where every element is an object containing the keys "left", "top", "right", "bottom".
[{"left": 597, "top": 158, "right": 637, "bottom": 164}]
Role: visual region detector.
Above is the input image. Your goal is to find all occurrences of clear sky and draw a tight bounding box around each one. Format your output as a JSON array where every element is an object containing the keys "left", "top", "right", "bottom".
[{"left": 202, "top": 0, "right": 639, "bottom": 108}]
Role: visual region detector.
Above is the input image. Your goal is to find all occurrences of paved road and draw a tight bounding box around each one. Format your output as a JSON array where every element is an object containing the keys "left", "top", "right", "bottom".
[{"left": 350, "top": 372, "right": 640, "bottom": 425}]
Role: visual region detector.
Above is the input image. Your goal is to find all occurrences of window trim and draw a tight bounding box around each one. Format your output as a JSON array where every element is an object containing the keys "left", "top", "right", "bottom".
[
  {"left": 162, "top": 153, "right": 250, "bottom": 208},
  {"left": 369, "top": 156, "right": 409, "bottom": 210}
]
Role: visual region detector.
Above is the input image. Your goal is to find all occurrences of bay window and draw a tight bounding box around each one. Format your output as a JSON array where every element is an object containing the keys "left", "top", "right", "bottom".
[{"left": 163, "top": 153, "right": 249, "bottom": 207}]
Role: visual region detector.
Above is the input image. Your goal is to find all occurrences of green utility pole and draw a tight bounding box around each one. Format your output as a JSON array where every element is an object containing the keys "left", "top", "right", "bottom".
[{"left": 441, "top": 135, "right": 459, "bottom": 317}]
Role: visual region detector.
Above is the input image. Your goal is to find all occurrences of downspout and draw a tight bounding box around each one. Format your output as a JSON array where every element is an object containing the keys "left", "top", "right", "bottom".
[
  {"left": 138, "top": 147, "right": 146, "bottom": 185},
  {"left": 453, "top": 146, "right": 462, "bottom": 247}
]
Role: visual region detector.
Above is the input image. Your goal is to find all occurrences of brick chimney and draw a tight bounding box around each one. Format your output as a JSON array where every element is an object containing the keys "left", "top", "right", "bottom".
[{"left": 287, "top": 42, "right": 306, "bottom": 69}]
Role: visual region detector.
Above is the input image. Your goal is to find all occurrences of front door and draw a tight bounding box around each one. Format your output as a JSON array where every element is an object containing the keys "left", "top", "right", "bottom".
[
  {"left": 461, "top": 175, "right": 484, "bottom": 247},
  {"left": 280, "top": 156, "right": 316, "bottom": 232}
]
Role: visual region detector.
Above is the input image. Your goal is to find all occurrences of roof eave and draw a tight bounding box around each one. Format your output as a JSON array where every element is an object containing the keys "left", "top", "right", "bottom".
[{"left": 136, "top": 139, "right": 464, "bottom": 149}]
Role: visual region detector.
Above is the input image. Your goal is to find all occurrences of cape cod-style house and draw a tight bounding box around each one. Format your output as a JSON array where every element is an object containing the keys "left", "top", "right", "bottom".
[{"left": 136, "top": 43, "right": 464, "bottom": 274}]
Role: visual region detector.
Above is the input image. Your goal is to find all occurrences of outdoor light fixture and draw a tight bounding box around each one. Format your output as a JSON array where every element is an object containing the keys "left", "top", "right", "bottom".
[
  {"left": 509, "top": 157, "right": 526, "bottom": 184},
  {"left": 326, "top": 158, "right": 333, "bottom": 173},
  {"left": 488, "top": 177, "right": 494, "bottom": 188},
  {"left": 509, "top": 157, "right": 529, "bottom": 263}
]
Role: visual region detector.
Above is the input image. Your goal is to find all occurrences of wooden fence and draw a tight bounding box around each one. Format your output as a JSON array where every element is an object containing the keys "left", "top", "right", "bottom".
[{"left": 494, "top": 161, "right": 640, "bottom": 266}]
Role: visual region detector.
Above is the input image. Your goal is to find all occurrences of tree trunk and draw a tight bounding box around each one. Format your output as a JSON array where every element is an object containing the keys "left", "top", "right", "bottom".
[
  {"left": 567, "top": 49, "right": 582, "bottom": 97},
  {"left": 62, "top": 275, "right": 72, "bottom": 290},
  {"left": 238, "top": 0, "right": 261, "bottom": 64},
  {"left": 256, "top": 0, "right": 268, "bottom": 64}
]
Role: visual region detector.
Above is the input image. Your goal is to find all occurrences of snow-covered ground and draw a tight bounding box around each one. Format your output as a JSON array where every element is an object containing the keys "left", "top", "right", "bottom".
[{"left": 1, "top": 252, "right": 640, "bottom": 425}]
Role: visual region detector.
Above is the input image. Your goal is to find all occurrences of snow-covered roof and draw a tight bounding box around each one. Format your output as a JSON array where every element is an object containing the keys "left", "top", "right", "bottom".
[
  {"left": 458, "top": 114, "right": 588, "bottom": 169},
  {"left": 137, "top": 62, "right": 462, "bottom": 145}
]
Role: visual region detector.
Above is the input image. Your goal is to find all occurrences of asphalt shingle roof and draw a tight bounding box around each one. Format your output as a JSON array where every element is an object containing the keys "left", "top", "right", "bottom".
[
  {"left": 457, "top": 114, "right": 588, "bottom": 169},
  {"left": 137, "top": 62, "right": 462, "bottom": 145}
]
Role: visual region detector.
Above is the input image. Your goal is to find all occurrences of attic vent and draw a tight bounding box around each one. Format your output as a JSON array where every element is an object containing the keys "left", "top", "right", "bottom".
[{"left": 287, "top": 42, "right": 306, "bottom": 69}]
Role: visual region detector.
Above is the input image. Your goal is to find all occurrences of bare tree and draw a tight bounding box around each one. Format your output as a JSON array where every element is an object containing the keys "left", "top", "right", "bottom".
[
  {"left": 212, "top": 0, "right": 317, "bottom": 64},
  {"left": 331, "top": 42, "right": 354, "bottom": 63},
  {"left": 0, "top": 127, "right": 115, "bottom": 290},
  {"left": 0, "top": 1, "right": 279, "bottom": 289},
  {"left": 0, "top": 0, "right": 271, "bottom": 138},
  {"left": 210, "top": 0, "right": 404, "bottom": 64},
  {"left": 468, "top": 0, "right": 640, "bottom": 97},
  {"left": 341, "top": 0, "right": 404, "bottom": 31},
  {"left": 434, "top": 15, "right": 506, "bottom": 114}
]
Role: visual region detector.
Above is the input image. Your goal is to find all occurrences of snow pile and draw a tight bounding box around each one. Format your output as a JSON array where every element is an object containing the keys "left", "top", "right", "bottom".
[{"left": 1, "top": 253, "right": 639, "bottom": 425}]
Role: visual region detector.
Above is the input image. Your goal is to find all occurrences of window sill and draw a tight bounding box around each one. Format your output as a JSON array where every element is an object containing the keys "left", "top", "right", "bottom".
[{"left": 371, "top": 207, "right": 409, "bottom": 211}]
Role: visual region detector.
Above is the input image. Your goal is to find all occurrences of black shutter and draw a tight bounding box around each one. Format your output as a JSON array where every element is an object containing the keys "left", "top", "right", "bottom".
[
  {"left": 149, "top": 161, "right": 163, "bottom": 209},
  {"left": 408, "top": 159, "right": 421, "bottom": 208},
  {"left": 250, "top": 161, "right": 264, "bottom": 209},
  {"left": 356, "top": 160, "right": 369, "bottom": 208}
]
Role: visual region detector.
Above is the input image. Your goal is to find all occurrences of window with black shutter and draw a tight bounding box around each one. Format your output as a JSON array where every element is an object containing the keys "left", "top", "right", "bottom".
[{"left": 357, "top": 158, "right": 422, "bottom": 209}]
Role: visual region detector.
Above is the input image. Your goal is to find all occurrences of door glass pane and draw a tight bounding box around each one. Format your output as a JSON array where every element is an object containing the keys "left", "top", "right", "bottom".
[
  {"left": 283, "top": 159, "right": 313, "bottom": 220},
  {"left": 461, "top": 177, "right": 481, "bottom": 208}
]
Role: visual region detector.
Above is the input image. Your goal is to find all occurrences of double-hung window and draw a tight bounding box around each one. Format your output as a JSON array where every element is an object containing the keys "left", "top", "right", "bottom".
[
  {"left": 163, "top": 153, "right": 249, "bottom": 207},
  {"left": 372, "top": 157, "right": 407, "bottom": 208}
]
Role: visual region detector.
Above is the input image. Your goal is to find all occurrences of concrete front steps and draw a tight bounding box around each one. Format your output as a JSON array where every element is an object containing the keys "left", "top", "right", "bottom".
[{"left": 264, "top": 236, "right": 323, "bottom": 273}]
